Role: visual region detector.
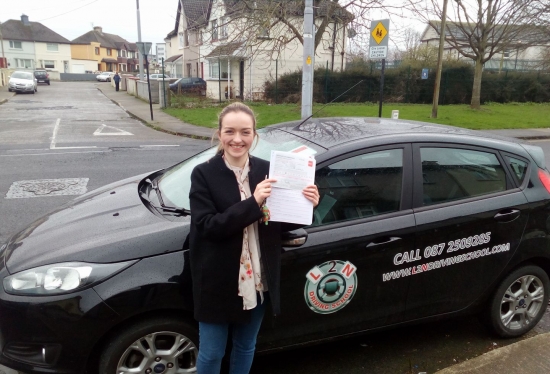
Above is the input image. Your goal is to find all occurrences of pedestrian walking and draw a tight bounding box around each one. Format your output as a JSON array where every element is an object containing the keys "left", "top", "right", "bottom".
[
  {"left": 113, "top": 72, "right": 121, "bottom": 91},
  {"left": 189, "top": 102, "right": 319, "bottom": 374}
]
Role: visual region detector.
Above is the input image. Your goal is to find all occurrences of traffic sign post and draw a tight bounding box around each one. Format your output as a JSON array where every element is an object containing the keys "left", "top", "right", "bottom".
[{"left": 369, "top": 19, "right": 390, "bottom": 118}]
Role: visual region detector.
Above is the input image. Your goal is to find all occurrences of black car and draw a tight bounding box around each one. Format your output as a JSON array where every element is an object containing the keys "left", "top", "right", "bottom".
[
  {"left": 2, "top": 118, "right": 550, "bottom": 374},
  {"left": 169, "top": 77, "right": 207, "bottom": 95},
  {"left": 33, "top": 70, "right": 50, "bottom": 85}
]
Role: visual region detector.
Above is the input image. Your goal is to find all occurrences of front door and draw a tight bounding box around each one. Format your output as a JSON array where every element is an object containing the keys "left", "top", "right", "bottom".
[
  {"left": 405, "top": 145, "right": 530, "bottom": 319},
  {"left": 260, "top": 145, "right": 417, "bottom": 348}
]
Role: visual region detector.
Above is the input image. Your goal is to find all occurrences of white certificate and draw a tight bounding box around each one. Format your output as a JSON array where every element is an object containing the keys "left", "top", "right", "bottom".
[{"left": 267, "top": 151, "right": 316, "bottom": 225}]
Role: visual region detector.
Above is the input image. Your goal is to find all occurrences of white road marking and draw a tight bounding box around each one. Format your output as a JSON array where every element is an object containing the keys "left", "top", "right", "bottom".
[
  {"left": 140, "top": 145, "right": 180, "bottom": 147},
  {"left": 6, "top": 178, "right": 89, "bottom": 199},
  {"left": 94, "top": 124, "right": 134, "bottom": 136},
  {"left": 0, "top": 151, "right": 108, "bottom": 157},
  {"left": 50, "top": 118, "right": 97, "bottom": 149},
  {"left": 50, "top": 118, "right": 60, "bottom": 149}
]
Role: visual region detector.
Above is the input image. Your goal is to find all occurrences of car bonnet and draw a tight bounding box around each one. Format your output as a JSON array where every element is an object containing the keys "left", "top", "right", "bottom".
[{"left": 3, "top": 174, "right": 189, "bottom": 274}]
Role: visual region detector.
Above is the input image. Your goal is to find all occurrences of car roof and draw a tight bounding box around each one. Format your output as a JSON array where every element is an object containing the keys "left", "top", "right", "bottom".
[{"left": 269, "top": 117, "right": 525, "bottom": 150}]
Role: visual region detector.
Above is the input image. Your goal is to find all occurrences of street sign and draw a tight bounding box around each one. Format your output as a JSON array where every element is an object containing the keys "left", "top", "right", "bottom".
[
  {"left": 422, "top": 69, "right": 429, "bottom": 79},
  {"left": 369, "top": 19, "right": 390, "bottom": 59},
  {"left": 369, "top": 46, "right": 387, "bottom": 59}
]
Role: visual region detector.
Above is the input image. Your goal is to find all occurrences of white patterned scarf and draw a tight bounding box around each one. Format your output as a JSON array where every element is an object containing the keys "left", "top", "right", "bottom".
[{"left": 224, "top": 157, "right": 264, "bottom": 310}]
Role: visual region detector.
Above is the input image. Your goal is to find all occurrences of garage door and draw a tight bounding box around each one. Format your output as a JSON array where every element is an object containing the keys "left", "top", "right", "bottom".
[{"left": 72, "top": 64, "right": 85, "bottom": 74}]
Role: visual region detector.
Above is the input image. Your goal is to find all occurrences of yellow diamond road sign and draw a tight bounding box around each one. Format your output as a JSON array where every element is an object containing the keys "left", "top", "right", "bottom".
[{"left": 371, "top": 22, "right": 388, "bottom": 45}]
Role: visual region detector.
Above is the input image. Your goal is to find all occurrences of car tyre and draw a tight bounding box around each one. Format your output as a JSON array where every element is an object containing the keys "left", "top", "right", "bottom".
[
  {"left": 107, "top": 78, "right": 111, "bottom": 82},
  {"left": 47, "top": 82, "right": 50, "bottom": 85},
  {"left": 485, "top": 265, "right": 550, "bottom": 338},
  {"left": 98, "top": 317, "right": 198, "bottom": 374}
]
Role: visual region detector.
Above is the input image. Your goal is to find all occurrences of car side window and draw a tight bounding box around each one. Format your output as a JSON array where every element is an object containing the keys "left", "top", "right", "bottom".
[
  {"left": 421, "top": 147, "right": 506, "bottom": 206},
  {"left": 311, "top": 149, "right": 403, "bottom": 226},
  {"left": 506, "top": 156, "right": 528, "bottom": 185}
]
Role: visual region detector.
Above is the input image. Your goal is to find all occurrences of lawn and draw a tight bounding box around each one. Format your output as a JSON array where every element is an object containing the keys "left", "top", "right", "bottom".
[{"left": 163, "top": 102, "right": 550, "bottom": 130}]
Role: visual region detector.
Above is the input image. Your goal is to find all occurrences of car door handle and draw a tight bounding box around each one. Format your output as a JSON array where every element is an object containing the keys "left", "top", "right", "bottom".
[
  {"left": 494, "top": 209, "right": 521, "bottom": 223},
  {"left": 366, "top": 237, "right": 402, "bottom": 248}
]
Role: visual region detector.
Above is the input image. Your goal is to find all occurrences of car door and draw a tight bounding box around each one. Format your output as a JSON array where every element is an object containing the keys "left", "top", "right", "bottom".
[
  {"left": 405, "top": 144, "right": 530, "bottom": 319},
  {"left": 260, "top": 144, "right": 417, "bottom": 348}
]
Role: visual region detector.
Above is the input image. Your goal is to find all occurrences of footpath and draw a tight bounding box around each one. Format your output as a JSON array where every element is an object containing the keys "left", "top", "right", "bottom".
[{"left": 3, "top": 83, "right": 550, "bottom": 373}]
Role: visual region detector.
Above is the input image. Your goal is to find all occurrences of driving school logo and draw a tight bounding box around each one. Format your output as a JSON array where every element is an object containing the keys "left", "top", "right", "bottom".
[{"left": 304, "top": 260, "right": 358, "bottom": 314}]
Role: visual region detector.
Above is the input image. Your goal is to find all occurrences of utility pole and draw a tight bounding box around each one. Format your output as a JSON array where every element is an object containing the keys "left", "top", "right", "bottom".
[
  {"left": 301, "top": 0, "right": 314, "bottom": 119},
  {"left": 0, "top": 21, "right": 6, "bottom": 69},
  {"left": 136, "top": 0, "right": 145, "bottom": 80},
  {"left": 431, "top": 0, "right": 448, "bottom": 118}
]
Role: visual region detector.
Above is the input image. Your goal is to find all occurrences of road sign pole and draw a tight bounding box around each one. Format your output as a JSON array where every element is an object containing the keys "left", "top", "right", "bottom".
[
  {"left": 369, "top": 19, "right": 389, "bottom": 118},
  {"left": 378, "top": 59, "right": 385, "bottom": 118}
]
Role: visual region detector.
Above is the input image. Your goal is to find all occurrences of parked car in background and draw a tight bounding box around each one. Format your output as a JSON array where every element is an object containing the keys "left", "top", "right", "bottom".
[
  {"left": 169, "top": 77, "right": 206, "bottom": 95},
  {"left": 33, "top": 70, "right": 50, "bottom": 85},
  {"left": 148, "top": 73, "right": 170, "bottom": 80},
  {"left": 8, "top": 71, "right": 37, "bottom": 94},
  {"left": 1, "top": 118, "right": 550, "bottom": 373},
  {"left": 96, "top": 72, "right": 114, "bottom": 82}
]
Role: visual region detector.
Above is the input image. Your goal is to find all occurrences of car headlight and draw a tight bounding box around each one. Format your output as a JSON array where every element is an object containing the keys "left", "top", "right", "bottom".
[
  {"left": 26, "top": 83, "right": 33, "bottom": 87},
  {"left": 3, "top": 261, "right": 136, "bottom": 295}
]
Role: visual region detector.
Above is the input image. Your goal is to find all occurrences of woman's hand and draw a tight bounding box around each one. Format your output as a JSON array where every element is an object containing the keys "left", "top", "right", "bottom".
[
  {"left": 302, "top": 184, "right": 320, "bottom": 207},
  {"left": 254, "top": 178, "right": 277, "bottom": 206}
]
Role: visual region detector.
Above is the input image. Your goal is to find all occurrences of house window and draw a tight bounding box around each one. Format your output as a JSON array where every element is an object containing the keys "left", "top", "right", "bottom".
[
  {"left": 16, "top": 59, "right": 32, "bottom": 68},
  {"left": 503, "top": 49, "right": 511, "bottom": 58},
  {"left": 198, "top": 31, "right": 203, "bottom": 45},
  {"left": 211, "top": 19, "right": 218, "bottom": 41},
  {"left": 210, "top": 61, "right": 219, "bottom": 78},
  {"left": 44, "top": 60, "right": 55, "bottom": 69},
  {"left": 209, "top": 60, "right": 230, "bottom": 79},
  {"left": 220, "top": 17, "right": 228, "bottom": 39},
  {"left": 107, "top": 49, "right": 112, "bottom": 56},
  {"left": 46, "top": 43, "right": 58, "bottom": 51},
  {"left": 122, "top": 50, "right": 126, "bottom": 57},
  {"left": 9, "top": 41, "right": 22, "bottom": 49},
  {"left": 184, "top": 30, "right": 189, "bottom": 47},
  {"left": 95, "top": 47, "right": 100, "bottom": 55},
  {"left": 258, "top": 27, "right": 269, "bottom": 39},
  {"left": 179, "top": 32, "right": 184, "bottom": 48}
]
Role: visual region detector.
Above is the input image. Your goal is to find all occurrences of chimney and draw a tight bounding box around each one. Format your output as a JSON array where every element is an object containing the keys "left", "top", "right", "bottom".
[
  {"left": 93, "top": 26, "right": 103, "bottom": 34},
  {"left": 21, "top": 14, "right": 30, "bottom": 26}
]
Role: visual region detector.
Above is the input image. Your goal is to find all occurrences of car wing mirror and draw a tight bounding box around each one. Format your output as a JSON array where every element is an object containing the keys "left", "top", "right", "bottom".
[{"left": 281, "top": 228, "right": 308, "bottom": 247}]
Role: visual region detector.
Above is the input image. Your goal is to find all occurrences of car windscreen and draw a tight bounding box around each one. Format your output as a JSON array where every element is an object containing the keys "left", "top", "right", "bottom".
[
  {"left": 157, "top": 128, "right": 325, "bottom": 210},
  {"left": 12, "top": 72, "right": 33, "bottom": 80}
]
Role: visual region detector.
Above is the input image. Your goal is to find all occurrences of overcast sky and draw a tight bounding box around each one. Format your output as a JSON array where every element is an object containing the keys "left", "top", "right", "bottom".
[
  {"left": 2, "top": 0, "right": 424, "bottom": 52},
  {"left": 2, "top": 0, "right": 178, "bottom": 48}
]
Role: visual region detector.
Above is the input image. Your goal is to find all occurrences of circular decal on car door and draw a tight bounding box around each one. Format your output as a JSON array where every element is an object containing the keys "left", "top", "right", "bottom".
[{"left": 304, "top": 260, "right": 358, "bottom": 314}]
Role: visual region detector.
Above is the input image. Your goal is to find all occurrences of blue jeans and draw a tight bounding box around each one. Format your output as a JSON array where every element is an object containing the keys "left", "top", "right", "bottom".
[{"left": 197, "top": 294, "right": 267, "bottom": 374}]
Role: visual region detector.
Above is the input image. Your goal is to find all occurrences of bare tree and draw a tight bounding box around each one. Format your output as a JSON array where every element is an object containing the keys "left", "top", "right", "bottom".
[
  {"left": 209, "top": 0, "right": 407, "bottom": 65},
  {"left": 408, "top": 0, "right": 549, "bottom": 109}
]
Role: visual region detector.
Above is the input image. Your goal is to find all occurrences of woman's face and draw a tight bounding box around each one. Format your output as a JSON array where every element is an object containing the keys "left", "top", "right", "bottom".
[{"left": 218, "top": 110, "right": 255, "bottom": 166}]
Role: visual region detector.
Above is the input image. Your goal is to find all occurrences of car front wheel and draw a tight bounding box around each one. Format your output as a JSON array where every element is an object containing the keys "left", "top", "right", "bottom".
[
  {"left": 99, "top": 317, "right": 198, "bottom": 373},
  {"left": 486, "top": 265, "right": 550, "bottom": 338}
]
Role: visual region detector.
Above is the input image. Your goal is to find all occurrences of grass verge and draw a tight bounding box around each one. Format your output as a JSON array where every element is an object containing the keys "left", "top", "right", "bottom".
[{"left": 163, "top": 102, "right": 550, "bottom": 130}]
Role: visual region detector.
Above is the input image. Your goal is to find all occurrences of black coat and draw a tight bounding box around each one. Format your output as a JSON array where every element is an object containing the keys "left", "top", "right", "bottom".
[{"left": 189, "top": 154, "right": 298, "bottom": 324}]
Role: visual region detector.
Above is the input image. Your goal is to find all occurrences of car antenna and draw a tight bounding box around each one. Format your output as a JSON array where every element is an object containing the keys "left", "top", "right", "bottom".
[{"left": 295, "top": 80, "right": 364, "bottom": 127}]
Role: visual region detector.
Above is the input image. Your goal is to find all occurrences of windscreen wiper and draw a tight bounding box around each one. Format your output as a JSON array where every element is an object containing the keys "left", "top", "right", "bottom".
[{"left": 145, "top": 178, "right": 190, "bottom": 216}]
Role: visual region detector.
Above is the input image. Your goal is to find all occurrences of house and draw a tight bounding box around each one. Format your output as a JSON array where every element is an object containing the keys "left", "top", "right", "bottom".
[
  {"left": 164, "top": 0, "right": 352, "bottom": 100},
  {"left": 0, "top": 14, "right": 71, "bottom": 72},
  {"left": 420, "top": 21, "right": 549, "bottom": 70},
  {"left": 71, "top": 26, "right": 139, "bottom": 73}
]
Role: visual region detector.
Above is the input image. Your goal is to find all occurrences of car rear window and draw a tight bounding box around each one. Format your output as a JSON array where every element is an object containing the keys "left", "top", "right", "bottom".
[
  {"left": 506, "top": 156, "right": 528, "bottom": 184},
  {"left": 421, "top": 147, "right": 507, "bottom": 205}
]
